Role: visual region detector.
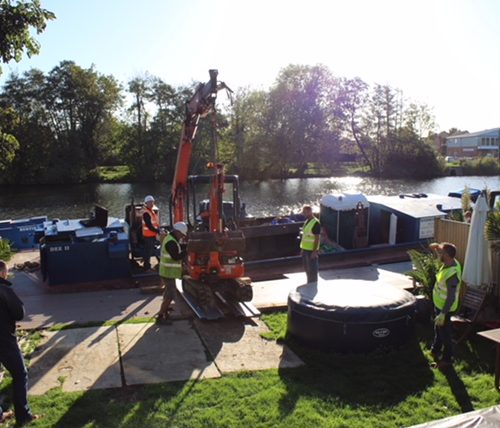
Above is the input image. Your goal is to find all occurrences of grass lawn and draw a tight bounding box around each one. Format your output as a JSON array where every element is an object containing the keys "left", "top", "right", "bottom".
[
  {"left": 1, "top": 313, "right": 498, "bottom": 428},
  {"left": 96, "top": 166, "right": 131, "bottom": 183}
]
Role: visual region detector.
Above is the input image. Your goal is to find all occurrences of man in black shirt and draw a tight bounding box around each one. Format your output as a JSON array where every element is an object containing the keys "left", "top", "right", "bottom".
[{"left": 0, "top": 260, "right": 36, "bottom": 426}]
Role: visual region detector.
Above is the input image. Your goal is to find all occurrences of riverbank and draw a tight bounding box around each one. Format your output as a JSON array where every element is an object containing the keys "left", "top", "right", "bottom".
[{"left": 92, "top": 160, "right": 500, "bottom": 185}]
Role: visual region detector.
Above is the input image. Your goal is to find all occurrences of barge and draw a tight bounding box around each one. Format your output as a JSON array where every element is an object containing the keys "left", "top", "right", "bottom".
[{"left": 0, "top": 192, "right": 463, "bottom": 288}]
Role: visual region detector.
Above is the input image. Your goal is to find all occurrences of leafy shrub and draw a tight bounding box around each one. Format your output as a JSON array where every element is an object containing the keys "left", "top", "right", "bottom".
[
  {"left": 406, "top": 249, "right": 441, "bottom": 299},
  {"left": 485, "top": 210, "right": 500, "bottom": 253},
  {"left": 0, "top": 239, "right": 13, "bottom": 261},
  {"left": 382, "top": 140, "right": 444, "bottom": 179},
  {"left": 460, "top": 157, "right": 500, "bottom": 176}
]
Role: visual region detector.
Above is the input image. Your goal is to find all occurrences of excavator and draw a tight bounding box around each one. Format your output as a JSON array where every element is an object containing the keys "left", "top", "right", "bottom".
[{"left": 170, "top": 69, "right": 258, "bottom": 320}]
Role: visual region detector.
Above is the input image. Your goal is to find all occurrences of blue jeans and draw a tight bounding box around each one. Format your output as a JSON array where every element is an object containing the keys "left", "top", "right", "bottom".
[
  {"left": 431, "top": 308, "right": 453, "bottom": 362},
  {"left": 302, "top": 250, "right": 319, "bottom": 283},
  {"left": 0, "top": 339, "right": 32, "bottom": 424}
]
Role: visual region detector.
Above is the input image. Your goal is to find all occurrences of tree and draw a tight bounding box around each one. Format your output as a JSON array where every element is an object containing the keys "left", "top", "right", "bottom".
[
  {"left": 0, "top": 107, "right": 19, "bottom": 171},
  {"left": 223, "top": 88, "right": 270, "bottom": 179},
  {"left": 266, "top": 64, "right": 342, "bottom": 178},
  {"left": 0, "top": 62, "right": 122, "bottom": 183},
  {"left": 0, "top": 0, "right": 54, "bottom": 175},
  {"left": 340, "top": 77, "right": 372, "bottom": 170},
  {"left": 0, "top": 0, "right": 55, "bottom": 75},
  {"left": 404, "top": 102, "right": 436, "bottom": 139},
  {"left": 44, "top": 61, "right": 122, "bottom": 174},
  {"left": 128, "top": 76, "right": 151, "bottom": 133}
]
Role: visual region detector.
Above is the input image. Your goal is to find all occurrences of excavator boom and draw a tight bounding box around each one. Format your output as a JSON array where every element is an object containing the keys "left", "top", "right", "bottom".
[
  {"left": 170, "top": 70, "right": 257, "bottom": 320},
  {"left": 171, "top": 69, "right": 227, "bottom": 223}
]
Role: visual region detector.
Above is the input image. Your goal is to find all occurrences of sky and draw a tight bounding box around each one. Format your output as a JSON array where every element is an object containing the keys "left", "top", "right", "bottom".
[{"left": 2, "top": 0, "right": 500, "bottom": 132}]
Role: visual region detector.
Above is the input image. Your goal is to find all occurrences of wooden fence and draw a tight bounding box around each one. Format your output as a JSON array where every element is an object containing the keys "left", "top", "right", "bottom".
[
  {"left": 434, "top": 218, "right": 470, "bottom": 264},
  {"left": 434, "top": 218, "right": 500, "bottom": 307}
]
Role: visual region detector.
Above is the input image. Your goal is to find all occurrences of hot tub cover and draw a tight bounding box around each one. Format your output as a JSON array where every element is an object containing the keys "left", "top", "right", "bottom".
[{"left": 288, "top": 280, "right": 416, "bottom": 323}]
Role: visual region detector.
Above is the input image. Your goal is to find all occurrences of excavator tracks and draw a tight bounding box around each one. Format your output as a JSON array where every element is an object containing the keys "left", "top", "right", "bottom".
[{"left": 180, "top": 276, "right": 260, "bottom": 320}]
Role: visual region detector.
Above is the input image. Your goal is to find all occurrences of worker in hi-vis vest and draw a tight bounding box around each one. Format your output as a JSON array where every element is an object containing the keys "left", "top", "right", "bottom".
[
  {"left": 429, "top": 242, "right": 463, "bottom": 369},
  {"left": 300, "top": 205, "right": 321, "bottom": 284},
  {"left": 156, "top": 222, "right": 188, "bottom": 324},
  {"left": 142, "top": 195, "right": 160, "bottom": 270}
]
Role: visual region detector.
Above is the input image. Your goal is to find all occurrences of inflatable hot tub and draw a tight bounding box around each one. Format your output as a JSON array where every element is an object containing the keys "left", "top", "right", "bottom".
[{"left": 287, "top": 280, "right": 417, "bottom": 352}]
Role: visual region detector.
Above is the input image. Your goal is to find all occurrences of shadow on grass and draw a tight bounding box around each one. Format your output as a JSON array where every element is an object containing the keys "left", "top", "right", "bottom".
[
  {"left": 276, "top": 322, "right": 497, "bottom": 419},
  {"left": 277, "top": 333, "right": 434, "bottom": 417},
  {"left": 439, "top": 365, "right": 473, "bottom": 413},
  {"left": 50, "top": 381, "right": 188, "bottom": 428}
]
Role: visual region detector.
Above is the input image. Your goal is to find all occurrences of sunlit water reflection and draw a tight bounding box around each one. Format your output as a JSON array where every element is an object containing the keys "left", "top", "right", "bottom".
[{"left": 1, "top": 176, "right": 498, "bottom": 222}]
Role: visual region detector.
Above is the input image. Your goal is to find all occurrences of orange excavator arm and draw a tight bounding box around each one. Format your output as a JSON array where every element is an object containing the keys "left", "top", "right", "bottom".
[{"left": 171, "top": 69, "right": 230, "bottom": 224}]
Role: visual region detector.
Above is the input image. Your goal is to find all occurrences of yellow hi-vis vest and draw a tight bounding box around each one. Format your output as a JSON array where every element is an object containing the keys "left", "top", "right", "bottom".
[
  {"left": 300, "top": 217, "right": 320, "bottom": 251},
  {"left": 432, "top": 260, "right": 462, "bottom": 312},
  {"left": 159, "top": 234, "right": 182, "bottom": 279}
]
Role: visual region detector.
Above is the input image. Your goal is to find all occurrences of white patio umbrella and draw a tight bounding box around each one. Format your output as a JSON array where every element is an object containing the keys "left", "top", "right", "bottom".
[{"left": 462, "top": 192, "right": 492, "bottom": 287}]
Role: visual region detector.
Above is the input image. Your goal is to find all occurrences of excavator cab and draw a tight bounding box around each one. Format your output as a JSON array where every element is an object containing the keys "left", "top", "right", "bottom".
[{"left": 185, "top": 174, "right": 242, "bottom": 231}]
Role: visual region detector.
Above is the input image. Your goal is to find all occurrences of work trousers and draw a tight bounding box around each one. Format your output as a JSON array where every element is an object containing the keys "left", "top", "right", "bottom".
[
  {"left": 302, "top": 250, "right": 319, "bottom": 284},
  {"left": 0, "top": 339, "right": 32, "bottom": 424},
  {"left": 431, "top": 308, "right": 453, "bottom": 362},
  {"left": 143, "top": 236, "right": 157, "bottom": 269},
  {"left": 158, "top": 277, "right": 177, "bottom": 317},
  {"left": 161, "top": 277, "right": 177, "bottom": 302}
]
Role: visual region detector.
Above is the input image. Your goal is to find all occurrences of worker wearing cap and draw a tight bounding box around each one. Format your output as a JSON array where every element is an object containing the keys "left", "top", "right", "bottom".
[
  {"left": 300, "top": 205, "right": 321, "bottom": 283},
  {"left": 156, "top": 222, "right": 188, "bottom": 324},
  {"left": 142, "top": 195, "right": 160, "bottom": 270},
  {"left": 429, "top": 242, "right": 463, "bottom": 369}
]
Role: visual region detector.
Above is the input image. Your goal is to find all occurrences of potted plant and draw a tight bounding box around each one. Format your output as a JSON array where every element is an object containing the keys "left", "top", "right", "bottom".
[
  {"left": 485, "top": 209, "right": 500, "bottom": 252},
  {"left": 406, "top": 249, "right": 441, "bottom": 323}
]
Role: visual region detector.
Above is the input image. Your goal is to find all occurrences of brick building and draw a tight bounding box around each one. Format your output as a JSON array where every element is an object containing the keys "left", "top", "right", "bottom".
[{"left": 446, "top": 127, "right": 500, "bottom": 158}]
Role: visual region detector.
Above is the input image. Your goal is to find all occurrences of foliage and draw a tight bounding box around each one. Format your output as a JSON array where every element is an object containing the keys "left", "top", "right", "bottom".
[
  {"left": 485, "top": 210, "right": 500, "bottom": 253},
  {"left": 447, "top": 210, "right": 464, "bottom": 222},
  {"left": 95, "top": 165, "right": 131, "bottom": 183},
  {"left": 121, "top": 76, "right": 191, "bottom": 181},
  {"left": 461, "top": 186, "right": 472, "bottom": 213},
  {"left": 0, "top": 0, "right": 55, "bottom": 75},
  {"left": 406, "top": 249, "right": 441, "bottom": 299},
  {"left": 0, "top": 61, "right": 122, "bottom": 183},
  {"left": 0, "top": 122, "right": 19, "bottom": 173},
  {"left": 0, "top": 61, "right": 460, "bottom": 184},
  {"left": 222, "top": 87, "right": 271, "bottom": 179},
  {"left": 0, "top": 0, "right": 54, "bottom": 174},
  {"left": 0, "top": 238, "right": 13, "bottom": 260},
  {"left": 381, "top": 135, "right": 444, "bottom": 179},
  {"left": 459, "top": 157, "right": 500, "bottom": 176},
  {"left": 264, "top": 64, "right": 344, "bottom": 178}
]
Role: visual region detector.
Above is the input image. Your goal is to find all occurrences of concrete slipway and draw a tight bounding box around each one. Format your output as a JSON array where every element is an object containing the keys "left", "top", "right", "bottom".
[
  {"left": 6, "top": 253, "right": 413, "bottom": 393},
  {"left": 27, "top": 319, "right": 303, "bottom": 394}
]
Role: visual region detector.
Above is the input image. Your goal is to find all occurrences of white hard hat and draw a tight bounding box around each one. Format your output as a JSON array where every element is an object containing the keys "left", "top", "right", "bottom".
[
  {"left": 173, "top": 222, "right": 188, "bottom": 235},
  {"left": 144, "top": 195, "right": 155, "bottom": 203}
]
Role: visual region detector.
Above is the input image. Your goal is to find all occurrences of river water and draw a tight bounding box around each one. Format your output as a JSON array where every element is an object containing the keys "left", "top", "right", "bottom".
[{"left": 1, "top": 176, "right": 499, "bottom": 222}]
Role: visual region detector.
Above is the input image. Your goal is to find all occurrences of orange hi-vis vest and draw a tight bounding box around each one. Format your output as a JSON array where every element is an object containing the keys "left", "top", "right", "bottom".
[{"left": 142, "top": 206, "right": 159, "bottom": 238}]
